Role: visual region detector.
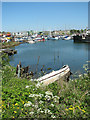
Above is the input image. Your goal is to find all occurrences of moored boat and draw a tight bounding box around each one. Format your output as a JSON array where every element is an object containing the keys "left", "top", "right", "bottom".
[
  {"left": 47, "top": 36, "right": 59, "bottom": 40},
  {"left": 63, "top": 35, "right": 72, "bottom": 40},
  {"left": 34, "top": 37, "right": 45, "bottom": 42},
  {"left": 37, "top": 65, "right": 71, "bottom": 85},
  {"left": 73, "top": 35, "right": 90, "bottom": 43},
  {"left": 28, "top": 40, "right": 35, "bottom": 44}
]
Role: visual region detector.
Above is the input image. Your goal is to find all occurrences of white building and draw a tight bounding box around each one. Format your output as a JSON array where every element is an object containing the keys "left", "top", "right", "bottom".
[{"left": 12, "top": 31, "right": 28, "bottom": 37}]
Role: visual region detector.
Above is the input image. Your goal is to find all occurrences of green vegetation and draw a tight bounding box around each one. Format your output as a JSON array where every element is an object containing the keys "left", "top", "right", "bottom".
[
  {"left": 1, "top": 41, "right": 21, "bottom": 49},
  {"left": 1, "top": 54, "right": 90, "bottom": 119},
  {"left": 70, "top": 29, "right": 86, "bottom": 35}
]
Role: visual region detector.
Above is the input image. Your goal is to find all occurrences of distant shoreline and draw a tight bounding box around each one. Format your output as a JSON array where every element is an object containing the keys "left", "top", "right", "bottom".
[{"left": 1, "top": 41, "right": 24, "bottom": 49}]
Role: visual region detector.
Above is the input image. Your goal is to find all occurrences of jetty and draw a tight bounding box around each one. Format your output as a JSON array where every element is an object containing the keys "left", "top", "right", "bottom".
[{"left": 0, "top": 49, "right": 17, "bottom": 55}]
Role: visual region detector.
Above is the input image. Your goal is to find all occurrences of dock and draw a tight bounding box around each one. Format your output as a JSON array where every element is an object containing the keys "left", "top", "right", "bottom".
[{"left": 0, "top": 49, "right": 17, "bottom": 55}]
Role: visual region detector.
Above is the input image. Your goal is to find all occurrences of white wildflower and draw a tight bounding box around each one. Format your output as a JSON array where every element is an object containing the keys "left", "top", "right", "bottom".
[
  {"left": 29, "top": 93, "right": 43, "bottom": 98},
  {"left": 37, "top": 108, "right": 41, "bottom": 113},
  {"left": 37, "top": 108, "right": 44, "bottom": 113},
  {"left": 45, "top": 109, "right": 48, "bottom": 114},
  {"left": 40, "top": 111, "right": 44, "bottom": 113},
  {"left": 84, "top": 73, "right": 88, "bottom": 76},
  {"left": 32, "top": 104, "right": 35, "bottom": 107},
  {"left": 34, "top": 105, "right": 38, "bottom": 109},
  {"left": 29, "top": 94, "right": 35, "bottom": 97},
  {"left": 30, "top": 79, "right": 33, "bottom": 81},
  {"left": 33, "top": 79, "right": 38, "bottom": 81},
  {"left": 45, "top": 109, "right": 52, "bottom": 114},
  {"left": 45, "top": 91, "right": 53, "bottom": 96},
  {"left": 53, "top": 95, "right": 59, "bottom": 99},
  {"left": 24, "top": 101, "right": 32, "bottom": 107},
  {"left": 39, "top": 93, "right": 44, "bottom": 98},
  {"left": 29, "top": 111, "right": 34, "bottom": 115},
  {"left": 39, "top": 100, "right": 44, "bottom": 104},
  {"left": 75, "top": 79, "right": 77, "bottom": 82},
  {"left": 50, "top": 104, "right": 54, "bottom": 107},
  {"left": 51, "top": 115, "right": 56, "bottom": 118},
  {"left": 36, "top": 82, "right": 41, "bottom": 88},
  {"left": 45, "top": 95, "right": 51, "bottom": 101},
  {"left": 25, "top": 85, "right": 29, "bottom": 88},
  {"left": 53, "top": 97, "right": 59, "bottom": 103},
  {"left": 79, "top": 74, "right": 82, "bottom": 77}
]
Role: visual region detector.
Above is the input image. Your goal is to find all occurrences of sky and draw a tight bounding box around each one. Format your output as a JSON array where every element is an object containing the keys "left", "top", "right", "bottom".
[{"left": 2, "top": 2, "right": 88, "bottom": 32}]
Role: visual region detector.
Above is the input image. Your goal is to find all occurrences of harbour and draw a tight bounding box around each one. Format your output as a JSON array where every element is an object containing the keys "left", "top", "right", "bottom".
[{"left": 9, "top": 39, "right": 89, "bottom": 77}]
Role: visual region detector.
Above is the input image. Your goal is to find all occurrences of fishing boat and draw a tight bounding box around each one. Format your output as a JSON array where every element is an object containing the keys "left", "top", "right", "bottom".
[
  {"left": 73, "top": 34, "right": 90, "bottom": 43},
  {"left": 73, "top": 28, "right": 90, "bottom": 43},
  {"left": 37, "top": 65, "right": 71, "bottom": 85}
]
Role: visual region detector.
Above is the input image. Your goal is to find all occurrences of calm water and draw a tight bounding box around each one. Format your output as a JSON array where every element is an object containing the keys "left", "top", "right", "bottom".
[{"left": 9, "top": 40, "right": 89, "bottom": 75}]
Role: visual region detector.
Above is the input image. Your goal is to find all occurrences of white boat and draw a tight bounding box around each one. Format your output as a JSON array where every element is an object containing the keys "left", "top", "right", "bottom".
[
  {"left": 63, "top": 36, "right": 72, "bottom": 40},
  {"left": 47, "top": 36, "right": 59, "bottom": 40},
  {"left": 28, "top": 40, "right": 35, "bottom": 44},
  {"left": 37, "top": 65, "right": 70, "bottom": 85},
  {"left": 14, "top": 38, "right": 19, "bottom": 42}
]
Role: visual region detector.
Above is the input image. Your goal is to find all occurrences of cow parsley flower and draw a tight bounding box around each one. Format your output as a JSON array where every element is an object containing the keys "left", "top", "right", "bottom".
[
  {"left": 36, "top": 82, "right": 41, "bottom": 88},
  {"left": 51, "top": 115, "right": 56, "bottom": 118},
  {"left": 39, "top": 100, "right": 44, "bottom": 104},
  {"left": 44, "top": 109, "right": 52, "bottom": 114},
  {"left": 45, "top": 91, "right": 53, "bottom": 96},
  {"left": 50, "top": 104, "right": 54, "bottom": 107},
  {"left": 34, "top": 105, "right": 38, "bottom": 109},
  {"left": 45, "top": 95, "right": 51, "bottom": 101},
  {"left": 37, "top": 108, "right": 41, "bottom": 113},
  {"left": 29, "top": 111, "right": 34, "bottom": 115},
  {"left": 24, "top": 101, "right": 32, "bottom": 107},
  {"left": 40, "top": 111, "right": 44, "bottom": 113},
  {"left": 25, "top": 85, "right": 29, "bottom": 88}
]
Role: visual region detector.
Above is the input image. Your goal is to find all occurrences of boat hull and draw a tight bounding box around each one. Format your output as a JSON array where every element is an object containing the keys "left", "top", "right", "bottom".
[
  {"left": 64, "top": 36, "right": 71, "bottom": 40},
  {"left": 27, "top": 40, "right": 35, "bottom": 44},
  {"left": 37, "top": 65, "right": 70, "bottom": 85},
  {"left": 73, "top": 35, "right": 90, "bottom": 43}
]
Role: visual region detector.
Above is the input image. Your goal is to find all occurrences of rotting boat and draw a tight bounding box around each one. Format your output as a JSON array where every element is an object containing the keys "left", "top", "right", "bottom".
[{"left": 37, "top": 65, "right": 71, "bottom": 85}]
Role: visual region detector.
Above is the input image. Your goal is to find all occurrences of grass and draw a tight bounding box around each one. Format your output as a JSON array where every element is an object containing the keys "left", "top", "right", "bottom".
[{"left": 1, "top": 54, "right": 90, "bottom": 119}]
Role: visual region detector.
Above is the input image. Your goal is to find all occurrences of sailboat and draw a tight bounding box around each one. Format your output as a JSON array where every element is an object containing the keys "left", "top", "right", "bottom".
[{"left": 47, "top": 30, "right": 59, "bottom": 40}]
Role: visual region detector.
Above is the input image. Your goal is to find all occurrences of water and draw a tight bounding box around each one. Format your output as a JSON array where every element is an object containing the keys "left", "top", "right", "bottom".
[{"left": 9, "top": 40, "right": 89, "bottom": 76}]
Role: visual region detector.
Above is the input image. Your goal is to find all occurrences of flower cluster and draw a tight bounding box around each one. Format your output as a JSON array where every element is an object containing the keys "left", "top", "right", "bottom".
[
  {"left": 36, "top": 82, "right": 42, "bottom": 88},
  {"left": 44, "top": 108, "right": 52, "bottom": 115},
  {"left": 25, "top": 85, "right": 29, "bottom": 88},
  {"left": 45, "top": 91, "right": 53, "bottom": 96},
  {"left": 29, "top": 93, "right": 43, "bottom": 98},
  {"left": 24, "top": 101, "right": 32, "bottom": 107},
  {"left": 45, "top": 91, "right": 59, "bottom": 103}
]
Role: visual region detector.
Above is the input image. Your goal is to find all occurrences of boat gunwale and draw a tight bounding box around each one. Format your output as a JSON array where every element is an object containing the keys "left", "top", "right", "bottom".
[{"left": 38, "top": 65, "right": 70, "bottom": 82}]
